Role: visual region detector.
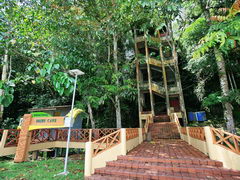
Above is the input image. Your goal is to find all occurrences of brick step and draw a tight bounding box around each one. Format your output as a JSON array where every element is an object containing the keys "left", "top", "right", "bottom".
[
  {"left": 94, "top": 167, "right": 197, "bottom": 179},
  {"left": 88, "top": 173, "right": 198, "bottom": 180},
  {"left": 94, "top": 166, "right": 240, "bottom": 179},
  {"left": 149, "top": 122, "right": 176, "bottom": 126},
  {"left": 149, "top": 122, "right": 180, "bottom": 140},
  {"left": 127, "top": 141, "right": 209, "bottom": 159},
  {"left": 149, "top": 123, "right": 179, "bottom": 129},
  {"left": 128, "top": 151, "right": 207, "bottom": 159},
  {"left": 116, "top": 156, "right": 223, "bottom": 168},
  {"left": 106, "top": 160, "right": 240, "bottom": 177},
  {"left": 86, "top": 174, "right": 123, "bottom": 180},
  {"left": 87, "top": 174, "right": 196, "bottom": 180},
  {"left": 151, "top": 134, "right": 180, "bottom": 139},
  {"left": 153, "top": 115, "right": 170, "bottom": 122}
]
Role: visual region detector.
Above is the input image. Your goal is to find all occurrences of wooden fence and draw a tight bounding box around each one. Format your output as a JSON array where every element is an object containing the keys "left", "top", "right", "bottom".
[
  {"left": 93, "top": 129, "right": 121, "bottom": 156},
  {"left": 211, "top": 128, "right": 240, "bottom": 155},
  {"left": 30, "top": 128, "right": 118, "bottom": 144},
  {"left": 0, "top": 128, "right": 120, "bottom": 157},
  {"left": 172, "top": 113, "right": 240, "bottom": 170},
  {"left": 4, "top": 129, "right": 20, "bottom": 147}
]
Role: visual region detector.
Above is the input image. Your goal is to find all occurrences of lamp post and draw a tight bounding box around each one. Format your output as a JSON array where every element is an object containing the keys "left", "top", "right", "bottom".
[{"left": 58, "top": 69, "right": 84, "bottom": 176}]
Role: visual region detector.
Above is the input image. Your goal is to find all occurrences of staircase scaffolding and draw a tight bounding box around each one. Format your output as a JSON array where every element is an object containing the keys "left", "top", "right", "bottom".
[{"left": 134, "top": 28, "right": 187, "bottom": 126}]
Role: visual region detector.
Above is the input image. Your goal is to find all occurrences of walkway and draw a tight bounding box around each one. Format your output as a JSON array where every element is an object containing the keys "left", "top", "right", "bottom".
[{"left": 87, "top": 122, "right": 240, "bottom": 179}]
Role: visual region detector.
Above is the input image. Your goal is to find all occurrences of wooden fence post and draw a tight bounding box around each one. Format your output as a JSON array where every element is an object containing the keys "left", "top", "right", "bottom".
[
  {"left": 14, "top": 114, "right": 32, "bottom": 163},
  {"left": 0, "top": 130, "right": 8, "bottom": 149}
]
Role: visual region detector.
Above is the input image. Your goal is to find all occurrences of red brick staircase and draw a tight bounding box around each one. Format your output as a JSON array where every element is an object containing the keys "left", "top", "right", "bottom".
[
  {"left": 149, "top": 122, "right": 180, "bottom": 139},
  {"left": 153, "top": 115, "right": 170, "bottom": 122},
  {"left": 86, "top": 121, "right": 240, "bottom": 179}
]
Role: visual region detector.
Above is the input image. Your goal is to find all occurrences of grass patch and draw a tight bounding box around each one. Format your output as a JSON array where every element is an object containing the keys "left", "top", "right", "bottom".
[{"left": 0, "top": 158, "right": 84, "bottom": 180}]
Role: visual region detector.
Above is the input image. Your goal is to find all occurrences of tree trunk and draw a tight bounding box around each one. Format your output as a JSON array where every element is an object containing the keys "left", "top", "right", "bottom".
[
  {"left": 214, "top": 47, "right": 235, "bottom": 133},
  {"left": 87, "top": 101, "right": 95, "bottom": 129},
  {"left": 134, "top": 29, "right": 143, "bottom": 128},
  {"left": 0, "top": 49, "right": 9, "bottom": 122},
  {"left": 113, "top": 34, "right": 122, "bottom": 128}
]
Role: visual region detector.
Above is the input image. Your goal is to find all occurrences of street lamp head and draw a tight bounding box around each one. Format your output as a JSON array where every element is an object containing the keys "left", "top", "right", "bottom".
[{"left": 68, "top": 69, "right": 85, "bottom": 77}]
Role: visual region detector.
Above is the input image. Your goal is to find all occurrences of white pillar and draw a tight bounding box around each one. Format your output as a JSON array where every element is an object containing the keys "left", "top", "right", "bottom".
[
  {"left": 138, "top": 128, "right": 143, "bottom": 144},
  {"left": 84, "top": 142, "right": 93, "bottom": 176},
  {"left": 120, "top": 129, "right": 127, "bottom": 155},
  {"left": 204, "top": 126, "right": 215, "bottom": 159},
  {"left": 186, "top": 127, "right": 191, "bottom": 144}
]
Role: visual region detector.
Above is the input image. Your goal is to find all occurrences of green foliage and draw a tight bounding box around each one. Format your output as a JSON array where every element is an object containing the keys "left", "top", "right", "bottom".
[
  {"left": 1, "top": 0, "right": 239, "bottom": 130},
  {"left": 1, "top": 117, "right": 19, "bottom": 129},
  {"left": 202, "top": 92, "right": 222, "bottom": 107},
  {"left": 181, "top": 17, "right": 208, "bottom": 49},
  {"left": 203, "top": 89, "right": 240, "bottom": 107},
  {"left": 228, "top": 89, "right": 240, "bottom": 105},
  {"left": 0, "top": 81, "right": 14, "bottom": 107},
  {"left": 193, "top": 16, "right": 240, "bottom": 58},
  {"left": 52, "top": 72, "right": 74, "bottom": 96}
]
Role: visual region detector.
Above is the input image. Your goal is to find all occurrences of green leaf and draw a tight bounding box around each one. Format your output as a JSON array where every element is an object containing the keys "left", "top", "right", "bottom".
[{"left": 40, "top": 69, "right": 46, "bottom": 77}]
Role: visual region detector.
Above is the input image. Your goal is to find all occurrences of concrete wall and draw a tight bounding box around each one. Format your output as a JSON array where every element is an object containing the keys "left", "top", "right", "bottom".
[
  {"left": 29, "top": 142, "right": 56, "bottom": 152},
  {"left": 54, "top": 141, "right": 86, "bottom": 149},
  {"left": 180, "top": 127, "right": 208, "bottom": 155},
  {"left": 126, "top": 137, "right": 139, "bottom": 152},
  {"left": 181, "top": 133, "right": 188, "bottom": 142},
  {"left": 188, "top": 136, "right": 208, "bottom": 155},
  {"left": 0, "top": 140, "right": 87, "bottom": 157},
  {"left": 91, "top": 143, "right": 122, "bottom": 173},
  {"left": 0, "top": 147, "right": 17, "bottom": 156},
  {"left": 178, "top": 124, "right": 240, "bottom": 171},
  {"left": 204, "top": 126, "right": 240, "bottom": 170},
  {"left": 171, "top": 112, "right": 240, "bottom": 171},
  {"left": 84, "top": 128, "right": 144, "bottom": 177},
  {"left": 84, "top": 129, "right": 125, "bottom": 177}
]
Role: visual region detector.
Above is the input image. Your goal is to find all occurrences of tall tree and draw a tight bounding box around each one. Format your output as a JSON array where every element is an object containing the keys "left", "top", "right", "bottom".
[
  {"left": 0, "top": 49, "right": 9, "bottom": 121},
  {"left": 113, "top": 34, "right": 122, "bottom": 128},
  {"left": 190, "top": 1, "right": 240, "bottom": 132}
]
